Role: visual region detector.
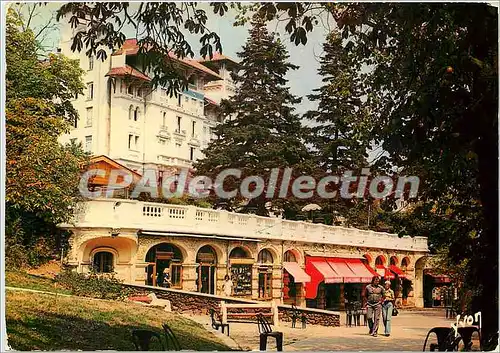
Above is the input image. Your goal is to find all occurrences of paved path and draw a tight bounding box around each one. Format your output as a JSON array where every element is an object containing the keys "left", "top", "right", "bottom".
[{"left": 185, "top": 309, "right": 482, "bottom": 351}]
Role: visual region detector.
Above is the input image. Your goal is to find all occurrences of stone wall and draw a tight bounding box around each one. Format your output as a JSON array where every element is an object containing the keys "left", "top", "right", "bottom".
[
  {"left": 279, "top": 306, "right": 341, "bottom": 327},
  {"left": 124, "top": 283, "right": 340, "bottom": 327}
]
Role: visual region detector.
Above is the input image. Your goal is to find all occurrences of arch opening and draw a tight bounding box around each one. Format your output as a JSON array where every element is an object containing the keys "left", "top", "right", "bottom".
[
  {"left": 196, "top": 245, "right": 217, "bottom": 294},
  {"left": 228, "top": 246, "right": 253, "bottom": 297},
  {"left": 92, "top": 251, "right": 114, "bottom": 273},
  {"left": 375, "top": 255, "right": 386, "bottom": 267},
  {"left": 284, "top": 250, "right": 297, "bottom": 263},
  {"left": 229, "top": 246, "right": 250, "bottom": 259},
  {"left": 390, "top": 256, "right": 398, "bottom": 266},
  {"left": 144, "top": 243, "right": 184, "bottom": 288},
  {"left": 257, "top": 249, "right": 274, "bottom": 299}
]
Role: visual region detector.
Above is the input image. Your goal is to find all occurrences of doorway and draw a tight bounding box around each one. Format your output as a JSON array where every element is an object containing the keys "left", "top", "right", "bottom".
[
  {"left": 145, "top": 243, "right": 184, "bottom": 288},
  {"left": 196, "top": 245, "right": 217, "bottom": 294}
]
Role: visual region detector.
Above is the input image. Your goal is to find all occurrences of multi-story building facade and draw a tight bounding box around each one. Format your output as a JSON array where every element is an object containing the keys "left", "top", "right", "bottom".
[{"left": 57, "top": 23, "right": 237, "bottom": 175}]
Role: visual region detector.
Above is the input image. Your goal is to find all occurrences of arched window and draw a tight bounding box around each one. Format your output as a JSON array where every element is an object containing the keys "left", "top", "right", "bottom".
[
  {"left": 196, "top": 245, "right": 217, "bottom": 264},
  {"left": 134, "top": 107, "right": 139, "bottom": 121},
  {"left": 229, "top": 247, "right": 250, "bottom": 259},
  {"left": 162, "top": 112, "right": 166, "bottom": 127},
  {"left": 401, "top": 257, "right": 410, "bottom": 269},
  {"left": 258, "top": 249, "right": 274, "bottom": 264},
  {"left": 257, "top": 249, "right": 273, "bottom": 299},
  {"left": 390, "top": 256, "right": 398, "bottom": 266},
  {"left": 129, "top": 105, "right": 134, "bottom": 120},
  {"left": 93, "top": 251, "right": 114, "bottom": 273},
  {"left": 375, "top": 256, "right": 385, "bottom": 267},
  {"left": 283, "top": 250, "right": 297, "bottom": 263},
  {"left": 128, "top": 85, "right": 134, "bottom": 95}
]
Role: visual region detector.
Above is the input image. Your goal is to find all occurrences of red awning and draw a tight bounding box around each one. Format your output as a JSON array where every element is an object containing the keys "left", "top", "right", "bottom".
[
  {"left": 345, "top": 259, "right": 378, "bottom": 283},
  {"left": 425, "top": 271, "right": 451, "bottom": 283},
  {"left": 389, "top": 265, "right": 406, "bottom": 278},
  {"left": 327, "top": 259, "right": 361, "bottom": 283},
  {"left": 305, "top": 257, "right": 340, "bottom": 299},
  {"left": 310, "top": 258, "right": 343, "bottom": 283},
  {"left": 376, "top": 265, "right": 396, "bottom": 280},
  {"left": 305, "top": 257, "right": 380, "bottom": 299},
  {"left": 283, "top": 262, "right": 311, "bottom": 283}
]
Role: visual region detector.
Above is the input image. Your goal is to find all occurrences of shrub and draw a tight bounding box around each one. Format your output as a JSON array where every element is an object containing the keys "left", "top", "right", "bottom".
[{"left": 55, "top": 269, "right": 132, "bottom": 300}]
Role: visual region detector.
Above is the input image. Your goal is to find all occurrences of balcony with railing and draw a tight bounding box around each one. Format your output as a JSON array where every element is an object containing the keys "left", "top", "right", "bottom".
[{"left": 62, "top": 198, "right": 429, "bottom": 252}]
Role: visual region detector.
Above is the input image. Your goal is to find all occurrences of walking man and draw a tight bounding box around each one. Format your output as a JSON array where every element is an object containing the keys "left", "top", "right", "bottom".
[{"left": 365, "top": 276, "right": 384, "bottom": 337}]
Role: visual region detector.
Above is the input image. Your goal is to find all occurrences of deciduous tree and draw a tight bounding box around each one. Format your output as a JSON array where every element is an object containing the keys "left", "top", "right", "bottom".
[{"left": 6, "top": 8, "right": 88, "bottom": 267}]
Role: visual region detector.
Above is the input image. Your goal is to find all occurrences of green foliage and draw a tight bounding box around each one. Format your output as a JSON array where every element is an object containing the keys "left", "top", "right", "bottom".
[
  {"left": 6, "top": 290, "right": 232, "bottom": 351},
  {"left": 55, "top": 270, "right": 132, "bottom": 300},
  {"left": 56, "top": 2, "right": 228, "bottom": 94},
  {"left": 195, "top": 18, "right": 314, "bottom": 215},
  {"left": 6, "top": 8, "right": 89, "bottom": 268},
  {"left": 6, "top": 271, "right": 72, "bottom": 295},
  {"left": 136, "top": 194, "right": 213, "bottom": 208}
]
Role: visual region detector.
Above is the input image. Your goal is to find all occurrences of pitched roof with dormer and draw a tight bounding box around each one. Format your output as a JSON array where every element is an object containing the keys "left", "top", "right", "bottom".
[{"left": 110, "top": 39, "right": 222, "bottom": 81}]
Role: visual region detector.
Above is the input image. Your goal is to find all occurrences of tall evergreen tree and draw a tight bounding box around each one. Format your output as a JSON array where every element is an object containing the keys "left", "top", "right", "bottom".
[
  {"left": 194, "top": 18, "right": 313, "bottom": 216},
  {"left": 305, "top": 30, "right": 369, "bottom": 174},
  {"left": 304, "top": 30, "right": 371, "bottom": 225}
]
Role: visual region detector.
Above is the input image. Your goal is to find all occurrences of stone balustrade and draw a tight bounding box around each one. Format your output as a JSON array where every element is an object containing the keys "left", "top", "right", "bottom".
[{"left": 64, "top": 198, "right": 428, "bottom": 252}]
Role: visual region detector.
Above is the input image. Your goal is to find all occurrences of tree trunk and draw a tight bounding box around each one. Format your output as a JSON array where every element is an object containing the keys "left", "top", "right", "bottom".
[{"left": 472, "top": 127, "right": 498, "bottom": 350}]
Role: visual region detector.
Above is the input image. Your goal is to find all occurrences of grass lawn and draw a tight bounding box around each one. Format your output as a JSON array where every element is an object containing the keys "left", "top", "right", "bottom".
[
  {"left": 6, "top": 290, "right": 233, "bottom": 351},
  {"left": 5, "top": 271, "right": 71, "bottom": 295}
]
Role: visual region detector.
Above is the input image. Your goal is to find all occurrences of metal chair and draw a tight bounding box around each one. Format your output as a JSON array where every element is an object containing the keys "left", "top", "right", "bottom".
[
  {"left": 209, "top": 308, "right": 230, "bottom": 335},
  {"left": 422, "top": 326, "right": 481, "bottom": 351},
  {"left": 345, "top": 302, "right": 354, "bottom": 327},
  {"left": 352, "top": 301, "right": 362, "bottom": 327},
  {"left": 256, "top": 313, "right": 283, "bottom": 351},
  {"left": 132, "top": 329, "right": 165, "bottom": 351},
  {"left": 290, "top": 304, "right": 307, "bottom": 329},
  {"left": 162, "top": 323, "right": 181, "bottom": 351},
  {"left": 290, "top": 304, "right": 299, "bottom": 328}
]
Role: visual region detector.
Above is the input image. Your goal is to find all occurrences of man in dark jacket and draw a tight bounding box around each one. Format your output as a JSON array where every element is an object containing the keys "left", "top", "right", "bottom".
[{"left": 365, "top": 276, "right": 384, "bottom": 336}]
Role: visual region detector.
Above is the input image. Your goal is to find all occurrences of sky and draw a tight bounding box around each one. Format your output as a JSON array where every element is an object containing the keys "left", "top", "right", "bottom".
[{"left": 25, "top": 2, "right": 332, "bottom": 117}]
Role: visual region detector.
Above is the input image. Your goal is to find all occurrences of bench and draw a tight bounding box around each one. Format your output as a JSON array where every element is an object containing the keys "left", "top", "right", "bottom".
[
  {"left": 209, "top": 308, "right": 230, "bottom": 336},
  {"left": 220, "top": 301, "right": 280, "bottom": 326},
  {"left": 257, "top": 313, "right": 283, "bottom": 351}
]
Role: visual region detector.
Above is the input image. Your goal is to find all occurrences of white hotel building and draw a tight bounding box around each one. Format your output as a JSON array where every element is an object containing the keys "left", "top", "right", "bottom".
[{"left": 58, "top": 24, "right": 237, "bottom": 174}]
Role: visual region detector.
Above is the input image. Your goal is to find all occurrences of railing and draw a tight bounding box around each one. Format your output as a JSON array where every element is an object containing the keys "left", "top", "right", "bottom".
[
  {"left": 157, "top": 155, "right": 192, "bottom": 167},
  {"left": 63, "top": 198, "right": 429, "bottom": 252}
]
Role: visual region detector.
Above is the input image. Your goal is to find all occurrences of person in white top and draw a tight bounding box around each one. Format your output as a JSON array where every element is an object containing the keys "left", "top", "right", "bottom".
[{"left": 222, "top": 274, "right": 233, "bottom": 297}]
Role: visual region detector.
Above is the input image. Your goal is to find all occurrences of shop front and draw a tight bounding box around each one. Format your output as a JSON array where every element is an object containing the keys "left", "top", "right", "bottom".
[
  {"left": 229, "top": 247, "right": 254, "bottom": 297},
  {"left": 424, "top": 270, "right": 452, "bottom": 307},
  {"left": 282, "top": 254, "right": 310, "bottom": 307},
  {"left": 304, "top": 256, "right": 377, "bottom": 310}
]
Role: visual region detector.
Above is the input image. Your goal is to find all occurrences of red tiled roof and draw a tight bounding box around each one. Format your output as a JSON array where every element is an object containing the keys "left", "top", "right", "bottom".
[
  {"left": 112, "top": 39, "right": 222, "bottom": 80},
  {"left": 198, "top": 52, "right": 238, "bottom": 65},
  {"left": 106, "top": 65, "right": 151, "bottom": 81}
]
